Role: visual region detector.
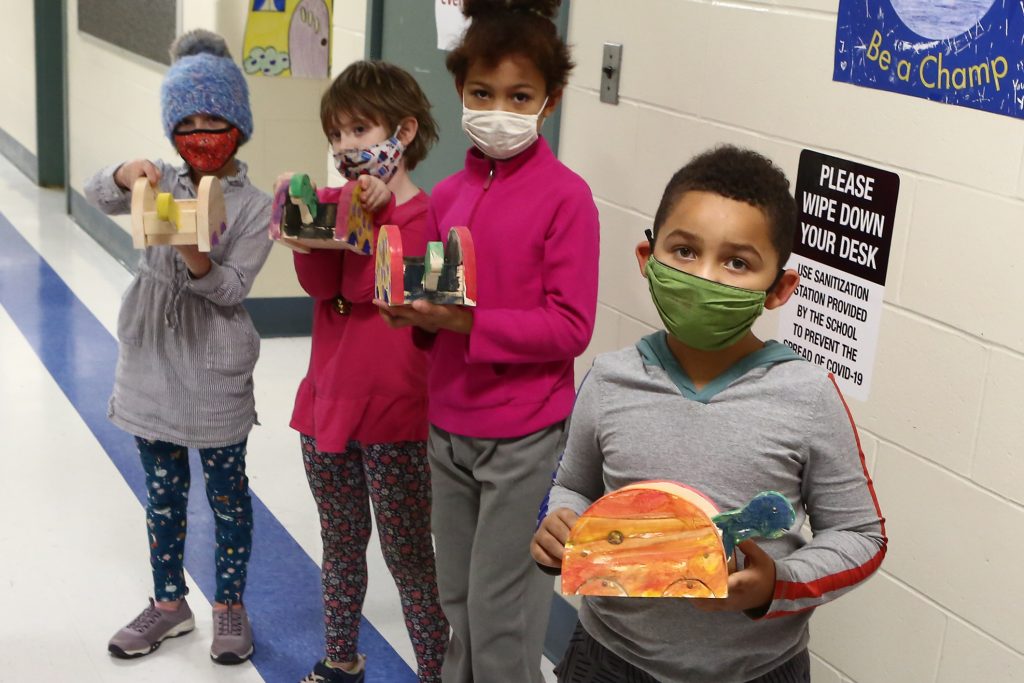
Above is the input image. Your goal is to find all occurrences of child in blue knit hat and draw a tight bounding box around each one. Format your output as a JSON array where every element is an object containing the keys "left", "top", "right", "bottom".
[{"left": 84, "top": 28, "right": 272, "bottom": 666}]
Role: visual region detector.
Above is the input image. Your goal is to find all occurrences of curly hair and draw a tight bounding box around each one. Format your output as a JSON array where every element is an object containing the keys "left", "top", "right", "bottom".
[
  {"left": 445, "top": 0, "right": 574, "bottom": 94},
  {"left": 320, "top": 60, "right": 439, "bottom": 171},
  {"left": 652, "top": 146, "right": 798, "bottom": 270}
]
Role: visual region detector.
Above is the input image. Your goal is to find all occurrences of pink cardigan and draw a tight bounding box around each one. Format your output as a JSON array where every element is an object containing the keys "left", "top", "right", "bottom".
[
  {"left": 420, "top": 139, "right": 599, "bottom": 439},
  {"left": 290, "top": 187, "right": 429, "bottom": 450}
]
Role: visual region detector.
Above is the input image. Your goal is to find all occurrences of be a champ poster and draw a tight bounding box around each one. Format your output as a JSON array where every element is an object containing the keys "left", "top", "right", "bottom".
[{"left": 834, "top": 0, "right": 1024, "bottom": 119}]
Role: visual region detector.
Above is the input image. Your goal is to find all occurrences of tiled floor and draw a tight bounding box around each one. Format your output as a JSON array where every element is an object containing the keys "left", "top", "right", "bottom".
[{"left": 0, "top": 154, "right": 558, "bottom": 683}]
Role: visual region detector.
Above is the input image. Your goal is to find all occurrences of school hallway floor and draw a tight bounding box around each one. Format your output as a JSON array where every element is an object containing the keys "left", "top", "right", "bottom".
[{"left": 0, "top": 153, "right": 559, "bottom": 683}]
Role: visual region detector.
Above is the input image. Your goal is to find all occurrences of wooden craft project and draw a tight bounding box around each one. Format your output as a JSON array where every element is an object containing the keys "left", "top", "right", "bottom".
[
  {"left": 131, "top": 176, "right": 226, "bottom": 251},
  {"left": 374, "top": 225, "right": 477, "bottom": 307},
  {"left": 561, "top": 481, "right": 795, "bottom": 599},
  {"left": 268, "top": 173, "right": 374, "bottom": 254}
]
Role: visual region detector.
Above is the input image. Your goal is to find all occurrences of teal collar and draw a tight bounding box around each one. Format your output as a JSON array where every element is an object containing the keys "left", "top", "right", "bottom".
[{"left": 636, "top": 331, "right": 801, "bottom": 403}]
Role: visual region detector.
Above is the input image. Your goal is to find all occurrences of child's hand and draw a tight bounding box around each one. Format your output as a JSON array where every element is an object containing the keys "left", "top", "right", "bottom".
[
  {"left": 114, "top": 159, "right": 160, "bottom": 190},
  {"left": 273, "top": 172, "right": 294, "bottom": 195},
  {"left": 374, "top": 299, "right": 473, "bottom": 335},
  {"left": 173, "top": 243, "right": 212, "bottom": 278},
  {"left": 690, "top": 540, "right": 776, "bottom": 615},
  {"left": 358, "top": 175, "right": 392, "bottom": 213},
  {"left": 530, "top": 508, "right": 580, "bottom": 568}
]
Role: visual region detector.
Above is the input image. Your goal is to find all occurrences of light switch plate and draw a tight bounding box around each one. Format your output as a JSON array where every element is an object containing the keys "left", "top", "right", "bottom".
[{"left": 601, "top": 43, "right": 623, "bottom": 104}]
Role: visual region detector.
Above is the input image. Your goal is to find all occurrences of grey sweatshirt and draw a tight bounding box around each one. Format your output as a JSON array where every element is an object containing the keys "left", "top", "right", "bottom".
[
  {"left": 548, "top": 332, "right": 886, "bottom": 683},
  {"left": 84, "top": 160, "right": 272, "bottom": 449}
]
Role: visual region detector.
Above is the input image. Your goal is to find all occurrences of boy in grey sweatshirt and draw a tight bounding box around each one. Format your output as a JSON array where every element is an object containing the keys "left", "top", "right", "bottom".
[{"left": 532, "top": 146, "right": 886, "bottom": 683}]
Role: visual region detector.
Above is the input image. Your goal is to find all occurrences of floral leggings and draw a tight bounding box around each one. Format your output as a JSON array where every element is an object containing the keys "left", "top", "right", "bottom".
[
  {"left": 301, "top": 435, "right": 449, "bottom": 681},
  {"left": 137, "top": 437, "right": 252, "bottom": 604}
]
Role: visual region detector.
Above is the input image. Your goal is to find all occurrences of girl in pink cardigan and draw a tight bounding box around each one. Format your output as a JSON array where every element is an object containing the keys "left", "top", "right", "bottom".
[
  {"left": 289, "top": 61, "right": 448, "bottom": 683},
  {"left": 377, "top": 2, "right": 599, "bottom": 681}
]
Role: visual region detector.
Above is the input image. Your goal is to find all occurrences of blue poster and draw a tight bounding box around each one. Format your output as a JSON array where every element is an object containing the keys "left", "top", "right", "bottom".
[{"left": 834, "top": 1, "right": 1024, "bottom": 119}]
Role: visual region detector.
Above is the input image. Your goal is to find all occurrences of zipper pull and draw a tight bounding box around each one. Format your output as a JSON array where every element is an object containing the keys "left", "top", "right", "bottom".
[{"left": 483, "top": 163, "right": 495, "bottom": 190}]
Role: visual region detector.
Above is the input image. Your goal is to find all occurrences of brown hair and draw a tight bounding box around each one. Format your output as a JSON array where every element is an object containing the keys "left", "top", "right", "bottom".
[
  {"left": 445, "top": 0, "right": 574, "bottom": 94},
  {"left": 653, "top": 146, "right": 798, "bottom": 271},
  {"left": 320, "top": 60, "right": 439, "bottom": 170}
]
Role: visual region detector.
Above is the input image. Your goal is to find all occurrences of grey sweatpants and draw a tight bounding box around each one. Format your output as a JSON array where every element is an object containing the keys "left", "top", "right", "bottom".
[{"left": 429, "top": 422, "right": 566, "bottom": 683}]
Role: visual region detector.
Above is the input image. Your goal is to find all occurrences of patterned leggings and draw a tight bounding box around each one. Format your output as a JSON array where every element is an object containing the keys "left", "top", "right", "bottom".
[
  {"left": 137, "top": 437, "right": 253, "bottom": 604},
  {"left": 301, "top": 435, "right": 449, "bottom": 682}
]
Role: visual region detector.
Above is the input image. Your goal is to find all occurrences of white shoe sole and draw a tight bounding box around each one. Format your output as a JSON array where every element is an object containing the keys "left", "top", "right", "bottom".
[
  {"left": 108, "top": 616, "right": 196, "bottom": 659},
  {"left": 210, "top": 643, "right": 254, "bottom": 665}
]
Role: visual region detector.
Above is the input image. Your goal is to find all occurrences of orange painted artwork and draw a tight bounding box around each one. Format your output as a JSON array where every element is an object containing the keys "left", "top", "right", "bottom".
[{"left": 561, "top": 481, "right": 795, "bottom": 599}]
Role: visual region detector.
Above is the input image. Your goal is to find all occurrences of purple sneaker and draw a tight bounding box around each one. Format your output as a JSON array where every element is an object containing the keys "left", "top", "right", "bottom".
[
  {"left": 108, "top": 598, "right": 195, "bottom": 658},
  {"left": 210, "top": 602, "right": 254, "bottom": 664}
]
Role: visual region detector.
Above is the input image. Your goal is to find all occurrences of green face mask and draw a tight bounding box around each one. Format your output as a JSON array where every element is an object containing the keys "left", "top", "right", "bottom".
[{"left": 644, "top": 256, "right": 767, "bottom": 351}]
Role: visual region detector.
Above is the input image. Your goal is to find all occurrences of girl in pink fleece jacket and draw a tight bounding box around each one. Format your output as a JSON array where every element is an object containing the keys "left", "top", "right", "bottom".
[
  {"left": 289, "top": 61, "right": 449, "bottom": 683},
  {"left": 377, "top": 2, "right": 599, "bottom": 681}
]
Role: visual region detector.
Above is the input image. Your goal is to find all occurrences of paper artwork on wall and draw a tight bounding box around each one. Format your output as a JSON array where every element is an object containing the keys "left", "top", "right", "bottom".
[
  {"left": 244, "top": 0, "right": 332, "bottom": 78},
  {"left": 834, "top": 0, "right": 1023, "bottom": 119},
  {"left": 435, "top": 0, "right": 470, "bottom": 50}
]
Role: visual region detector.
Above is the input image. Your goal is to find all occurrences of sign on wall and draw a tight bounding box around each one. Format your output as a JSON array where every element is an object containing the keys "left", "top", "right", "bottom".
[
  {"left": 436, "top": 0, "right": 469, "bottom": 51},
  {"left": 243, "top": 0, "right": 332, "bottom": 78},
  {"left": 834, "top": 0, "right": 1024, "bottom": 120},
  {"left": 777, "top": 150, "right": 900, "bottom": 402}
]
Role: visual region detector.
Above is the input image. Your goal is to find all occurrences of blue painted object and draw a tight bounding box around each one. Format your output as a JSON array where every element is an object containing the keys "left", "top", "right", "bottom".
[{"left": 712, "top": 491, "right": 796, "bottom": 560}]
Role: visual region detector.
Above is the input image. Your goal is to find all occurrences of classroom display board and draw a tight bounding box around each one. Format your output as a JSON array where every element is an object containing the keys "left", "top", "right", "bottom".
[
  {"left": 78, "top": 0, "right": 177, "bottom": 66},
  {"left": 777, "top": 150, "right": 900, "bottom": 402},
  {"left": 834, "top": 0, "right": 1023, "bottom": 120}
]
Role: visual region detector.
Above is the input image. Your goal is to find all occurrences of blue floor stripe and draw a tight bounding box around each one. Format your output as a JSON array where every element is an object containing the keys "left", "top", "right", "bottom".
[{"left": 0, "top": 212, "right": 416, "bottom": 683}]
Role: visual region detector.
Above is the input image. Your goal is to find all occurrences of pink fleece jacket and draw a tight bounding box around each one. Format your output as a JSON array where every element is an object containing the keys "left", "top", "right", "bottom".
[
  {"left": 421, "top": 138, "right": 599, "bottom": 439},
  {"left": 291, "top": 187, "right": 429, "bottom": 450}
]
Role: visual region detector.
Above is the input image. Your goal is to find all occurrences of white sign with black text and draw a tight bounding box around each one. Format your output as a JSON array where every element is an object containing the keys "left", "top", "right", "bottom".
[
  {"left": 436, "top": 0, "right": 469, "bottom": 50},
  {"left": 777, "top": 150, "right": 900, "bottom": 401}
]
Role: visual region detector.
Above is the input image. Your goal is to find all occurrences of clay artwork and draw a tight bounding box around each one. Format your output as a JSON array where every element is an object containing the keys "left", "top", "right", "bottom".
[
  {"left": 375, "top": 225, "right": 477, "bottom": 307},
  {"left": 561, "top": 481, "right": 795, "bottom": 599},
  {"left": 130, "top": 176, "right": 227, "bottom": 252}
]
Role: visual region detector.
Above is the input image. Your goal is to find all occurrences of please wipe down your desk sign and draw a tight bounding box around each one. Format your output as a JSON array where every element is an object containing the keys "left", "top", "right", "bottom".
[{"left": 776, "top": 150, "right": 900, "bottom": 402}]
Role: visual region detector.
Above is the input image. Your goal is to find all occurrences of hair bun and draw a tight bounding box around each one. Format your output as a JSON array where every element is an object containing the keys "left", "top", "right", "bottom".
[
  {"left": 462, "top": 0, "right": 560, "bottom": 20},
  {"left": 169, "top": 29, "right": 233, "bottom": 63}
]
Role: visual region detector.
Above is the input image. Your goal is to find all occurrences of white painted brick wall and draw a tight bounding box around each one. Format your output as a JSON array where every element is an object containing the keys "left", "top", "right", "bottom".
[
  {"left": 0, "top": 2, "right": 38, "bottom": 155},
  {"left": 974, "top": 350, "right": 1024, "bottom": 505},
  {"left": 564, "top": 1, "right": 1024, "bottom": 680},
  {"left": 936, "top": 620, "right": 1024, "bottom": 683},
  {"left": 810, "top": 572, "right": 947, "bottom": 682}
]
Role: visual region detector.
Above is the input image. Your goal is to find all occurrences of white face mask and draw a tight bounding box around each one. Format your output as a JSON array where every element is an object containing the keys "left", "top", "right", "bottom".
[{"left": 461, "top": 97, "right": 548, "bottom": 160}]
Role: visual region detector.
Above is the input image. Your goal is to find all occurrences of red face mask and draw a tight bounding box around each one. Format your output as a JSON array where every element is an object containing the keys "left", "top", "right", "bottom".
[{"left": 173, "top": 127, "right": 241, "bottom": 173}]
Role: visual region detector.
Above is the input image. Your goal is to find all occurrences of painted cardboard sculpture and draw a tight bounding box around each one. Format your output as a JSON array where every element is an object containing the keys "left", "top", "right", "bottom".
[
  {"left": 268, "top": 173, "right": 374, "bottom": 255},
  {"left": 131, "top": 176, "right": 227, "bottom": 251},
  {"left": 561, "top": 481, "right": 796, "bottom": 599},
  {"left": 375, "top": 225, "right": 477, "bottom": 306}
]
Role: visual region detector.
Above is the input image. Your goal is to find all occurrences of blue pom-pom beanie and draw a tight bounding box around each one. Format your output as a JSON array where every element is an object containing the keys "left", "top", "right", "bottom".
[{"left": 161, "top": 29, "right": 253, "bottom": 142}]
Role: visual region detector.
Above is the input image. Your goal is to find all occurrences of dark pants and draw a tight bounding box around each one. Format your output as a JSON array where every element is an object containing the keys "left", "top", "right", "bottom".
[
  {"left": 137, "top": 437, "right": 253, "bottom": 604},
  {"left": 555, "top": 621, "right": 811, "bottom": 683}
]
